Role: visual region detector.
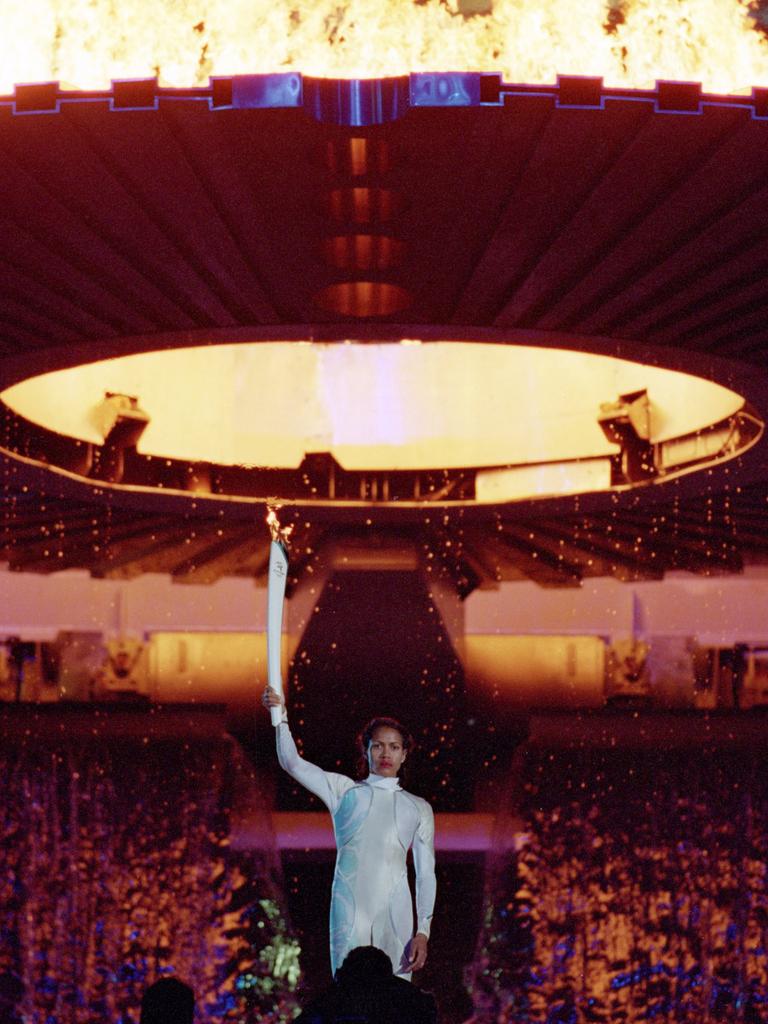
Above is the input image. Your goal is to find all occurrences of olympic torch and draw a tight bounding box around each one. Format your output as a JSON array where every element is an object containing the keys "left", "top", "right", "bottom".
[{"left": 266, "top": 506, "right": 291, "bottom": 727}]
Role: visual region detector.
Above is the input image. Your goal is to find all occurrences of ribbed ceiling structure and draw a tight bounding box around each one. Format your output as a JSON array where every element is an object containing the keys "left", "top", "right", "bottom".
[{"left": 2, "top": 75, "right": 768, "bottom": 592}]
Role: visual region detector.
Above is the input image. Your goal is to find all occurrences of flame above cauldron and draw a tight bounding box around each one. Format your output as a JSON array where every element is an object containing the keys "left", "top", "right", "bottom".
[{"left": 1, "top": 0, "right": 768, "bottom": 95}]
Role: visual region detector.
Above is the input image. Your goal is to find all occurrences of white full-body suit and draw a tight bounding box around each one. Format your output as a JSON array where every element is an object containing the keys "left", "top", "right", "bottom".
[{"left": 276, "top": 721, "right": 436, "bottom": 978}]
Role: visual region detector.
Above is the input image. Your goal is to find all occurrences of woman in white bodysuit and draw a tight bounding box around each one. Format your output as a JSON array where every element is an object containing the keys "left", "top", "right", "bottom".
[{"left": 262, "top": 687, "right": 436, "bottom": 979}]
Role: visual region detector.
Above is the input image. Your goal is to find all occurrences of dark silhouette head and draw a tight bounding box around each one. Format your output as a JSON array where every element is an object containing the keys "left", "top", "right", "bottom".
[
  {"left": 0, "top": 971, "right": 23, "bottom": 1024},
  {"left": 327, "top": 947, "right": 437, "bottom": 1024},
  {"left": 335, "top": 946, "right": 394, "bottom": 989},
  {"left": 140, "top": 977, "right": 195, "bottom": 1024}
]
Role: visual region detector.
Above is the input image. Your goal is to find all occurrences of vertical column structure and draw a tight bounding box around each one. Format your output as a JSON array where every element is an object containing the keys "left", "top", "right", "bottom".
[{"left": 315, "top": 129, "right": 410, "bottom": 319}]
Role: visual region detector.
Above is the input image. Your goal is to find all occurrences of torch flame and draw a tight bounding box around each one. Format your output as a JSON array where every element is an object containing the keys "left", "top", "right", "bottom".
[
  {"left": 266, "top": 503, "right": 293, "bottom": 546},
  {"left": 1, "top": 0, "right": 767, "bottom": 95}
]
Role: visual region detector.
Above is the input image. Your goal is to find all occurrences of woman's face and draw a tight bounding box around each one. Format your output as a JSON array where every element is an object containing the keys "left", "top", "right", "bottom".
[{"left": 367, "top": 726, "right": 407, "bottom": 778}]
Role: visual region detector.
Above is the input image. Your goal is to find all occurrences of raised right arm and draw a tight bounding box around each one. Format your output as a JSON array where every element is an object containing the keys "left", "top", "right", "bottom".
[
  {"left": 275, "top": 721, "right": 346, "bottom": 810},
  {"left": 264, "top": 687, "right": 352, "bottom": 812}
]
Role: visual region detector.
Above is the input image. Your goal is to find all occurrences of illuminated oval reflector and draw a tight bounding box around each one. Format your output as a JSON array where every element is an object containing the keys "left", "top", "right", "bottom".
[{"left": 1, "top": 342, "right": 754, "bottom": 494}]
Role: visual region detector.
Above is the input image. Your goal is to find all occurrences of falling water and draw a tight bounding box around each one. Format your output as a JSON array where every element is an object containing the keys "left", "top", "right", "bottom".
[
  {"left": 0, "top": 713, "right": 300, "bottom": 1023},
  {"left": 472, "top": 740, "right": 768, "bottom": 1023}
]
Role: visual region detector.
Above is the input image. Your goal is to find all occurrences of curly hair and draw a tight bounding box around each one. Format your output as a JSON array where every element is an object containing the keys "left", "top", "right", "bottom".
[{"left": 356, "top": 717, "right": 415, "bottom": 780}]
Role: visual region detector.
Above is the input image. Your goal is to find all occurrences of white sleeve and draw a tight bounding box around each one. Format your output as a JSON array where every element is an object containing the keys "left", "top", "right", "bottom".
[
  {"left": 413, "top": 800, "right": 436, "bottom": 939},
  {"left": 275, "top": 722, "right": 353, "bottom": 814}
]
